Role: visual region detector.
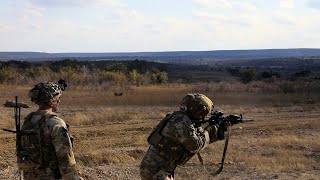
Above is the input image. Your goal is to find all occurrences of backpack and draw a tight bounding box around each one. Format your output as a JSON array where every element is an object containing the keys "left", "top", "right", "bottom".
[{"left": 17, "top": 112, "right": 57, "bottom": 171}]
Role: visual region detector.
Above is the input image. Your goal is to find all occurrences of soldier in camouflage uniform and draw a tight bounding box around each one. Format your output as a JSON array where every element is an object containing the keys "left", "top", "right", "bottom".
[
  {"left": 140, "top": 93, "right": 228, "bottom": 180},
  {"left": 18, "top": 82, "right": 80, "bottom": 180}
]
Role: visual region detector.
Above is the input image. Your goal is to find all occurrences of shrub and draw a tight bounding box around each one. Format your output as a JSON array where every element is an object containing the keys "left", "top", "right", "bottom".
[
  {"left": 98, "top": 71, "right": 127, "bottom": 85},
  {"left": 151, "top": 71, "right": 168, "bottom": 84},
  {"left": 0, "top": 67, "right": 23, "bottom": 84},
  {"left": 240, "top": 68, "right": 256, "bottom": 83}
]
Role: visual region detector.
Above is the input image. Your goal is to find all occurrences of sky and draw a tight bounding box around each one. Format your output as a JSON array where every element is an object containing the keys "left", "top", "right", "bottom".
[{"left": 0, "top": 0, "right": 320, "bottom": 52}]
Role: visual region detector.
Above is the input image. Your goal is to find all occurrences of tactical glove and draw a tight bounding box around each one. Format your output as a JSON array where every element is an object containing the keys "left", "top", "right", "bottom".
[
  {"left": 220, "top": 121, "right": 231, "bottom": 132},
  {"left": 216, "top": 121, "right": 231, "bottom": 140},
  {"left": 205, "top": 125, "right": 219, "bottom": 143}
]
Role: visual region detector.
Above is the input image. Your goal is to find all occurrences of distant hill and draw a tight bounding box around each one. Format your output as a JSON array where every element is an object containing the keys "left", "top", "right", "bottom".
[
  {"left": 1, "top": 48, "right": 320, "bottom": 62},
  {"left": 0, "top": 52, "right": 54, "bottom": 59}
]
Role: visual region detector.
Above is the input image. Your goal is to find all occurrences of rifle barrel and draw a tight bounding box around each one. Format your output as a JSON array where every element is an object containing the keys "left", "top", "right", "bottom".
[{"left": 242, "top": 119, "right": 254, "bottom": 122}]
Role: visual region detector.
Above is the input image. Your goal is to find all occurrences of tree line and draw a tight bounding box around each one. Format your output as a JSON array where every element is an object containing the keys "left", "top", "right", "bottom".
[{"left": 0, "top": 59, "right": 168, "bottom": 86}]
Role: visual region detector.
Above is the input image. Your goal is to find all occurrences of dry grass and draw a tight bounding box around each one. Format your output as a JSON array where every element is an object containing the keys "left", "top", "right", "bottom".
[
  {"left": 1, "top": 82, "right": 319, "bottom": 107},
  {"left": 0, "top": 83, "right": 320, "bottom": 178}
]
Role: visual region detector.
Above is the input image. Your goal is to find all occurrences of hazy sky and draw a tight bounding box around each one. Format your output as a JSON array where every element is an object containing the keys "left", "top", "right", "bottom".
[{"left": 1, "top": 0, "right": 320, "bottom": 52}]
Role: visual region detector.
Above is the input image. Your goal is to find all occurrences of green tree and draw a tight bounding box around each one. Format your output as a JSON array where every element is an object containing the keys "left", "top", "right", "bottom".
[
  {"left": 240, "top": 69, "right": 256, "bottom": 83},
  {"left": 24, "top": 66, "right": 52, "bottom": 79},
  {"left": 52, "top": 59, "right": 80, "bottom": 71},
  {"left": 98, "top": 71, "right": 127, "bottom": 85},
  {"left": 106, "top": 63, "right": 127, "bottom": 73},
  {"left": 58, "top": 66, "right": 85, "bottom": 85},
  {"left": 151, "top": 71, "right": 168, "bottom": 84}
]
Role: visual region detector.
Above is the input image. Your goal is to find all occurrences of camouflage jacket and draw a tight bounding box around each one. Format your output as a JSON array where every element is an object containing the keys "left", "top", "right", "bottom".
[
  {"left": 147, "top": 110, "right": 218, "bottom": 166},
  {"left": 19, "top": 110, "right": 79, "bottom": 179}
]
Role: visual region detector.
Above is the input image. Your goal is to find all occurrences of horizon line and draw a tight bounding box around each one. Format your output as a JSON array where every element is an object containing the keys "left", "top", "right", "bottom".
[{"left": 1, "top": 48, "right": 320, "bottom": 54}]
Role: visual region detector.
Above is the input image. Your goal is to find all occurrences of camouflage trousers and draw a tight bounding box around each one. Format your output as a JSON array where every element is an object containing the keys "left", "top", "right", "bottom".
[
  {"left": 22, "top": 168, "right": 61, "bottom": 180},
  {"left": 140, "top": 145, "right": 176, "bottom": 180}
]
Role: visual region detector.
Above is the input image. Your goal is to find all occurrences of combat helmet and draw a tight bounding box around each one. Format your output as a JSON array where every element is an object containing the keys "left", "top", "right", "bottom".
[
  {"left": 181, "top": 93, "right": 213, "bottom": 120},
  {"left": 29, "top": 82, "right": 62, "bottom": 105}
]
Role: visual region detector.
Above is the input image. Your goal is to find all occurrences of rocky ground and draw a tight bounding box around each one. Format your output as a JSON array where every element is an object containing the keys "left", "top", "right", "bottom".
[{"left": 1, "top": 163, "right": 319, "bottom": 179}]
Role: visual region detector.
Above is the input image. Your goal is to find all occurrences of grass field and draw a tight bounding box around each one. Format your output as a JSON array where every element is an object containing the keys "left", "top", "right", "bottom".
[{"left": 0, "top": 83, "right": 319, "bottom": 179}]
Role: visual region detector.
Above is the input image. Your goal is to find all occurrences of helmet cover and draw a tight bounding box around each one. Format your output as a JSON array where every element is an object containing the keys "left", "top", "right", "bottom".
[
  {"left": 29, "top": 82, "right": 62, "bottom": 104},
  {"left": 181, "top": 93, "right": 213, "bottom": 119}
]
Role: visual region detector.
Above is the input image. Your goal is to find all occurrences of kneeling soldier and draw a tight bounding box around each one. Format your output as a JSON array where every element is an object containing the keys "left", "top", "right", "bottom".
[{"left": 140, "top": 93, "right": 228, "bottom": 180}]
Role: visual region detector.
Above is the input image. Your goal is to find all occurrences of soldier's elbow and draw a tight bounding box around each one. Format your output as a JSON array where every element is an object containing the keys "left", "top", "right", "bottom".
[{"left": 185, "top": 140, "right": 203, "bottom": 153}]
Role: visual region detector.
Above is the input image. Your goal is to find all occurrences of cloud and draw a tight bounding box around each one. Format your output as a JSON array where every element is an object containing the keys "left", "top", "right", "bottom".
[
  {"left": 28, "top": 23, "right": 41, "bottom": 30},
  {"left": 307, "top": 0, "right": 320, "bottom": 10},
  {"left": 191, "top": 0, "right": 256, "bottom": 27},
  {"left": 279, "top": 0, "right": 295, "bottom": 9},
  {"left": 99, "top": 9, "right": 145, "bottom": 25},
  {"left": 271, "top": 11, "right": 314, "bottom": 27},
  {"left": 28, "top": 0, "right": 127, "bottom": 8},
  {"left": 25, "top": 2, "right": 45, "bottom": 17},
  {"left": 28, "top": 0, "right": 86, "bottom": 8},
  {"left": 193, "top": 11, "right": 228, "bottom": 22},
  {"left": 0, "top": 24, "right": 13, "bottom": 32},
  {"left": 193, "top": 0, "right": 257, "bottom": 12},
  {"left": 114, "top": 9, "right": 142, "bottom": 19},
  {"left": 192, "top": 10, "right": 251, "bottom": 27},
  {"left": 193, "top": 0, "right": 232, "bottom": 9},
  {"left": 17, "top": 2, "right": 45, "bottom": 28},
  {"left": 95, "top": 0, "right": 127, "bottom": 7},
  {"left": 143, "top": 23, "right": 161, "bottom": 34},
  {"left": 272, "top": 14, "right": 295, "bottom": 25}
]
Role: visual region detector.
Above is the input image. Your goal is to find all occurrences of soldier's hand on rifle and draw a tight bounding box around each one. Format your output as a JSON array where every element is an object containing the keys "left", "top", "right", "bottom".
[
  {"left": 219, "top": 121, "right": 232, "bottom": 132},
  {"left": 215, "top": 121, "right": 231, "bottom": 141},
  {"left": 205, "top": 124, "right": 219, "bottom": 143}
]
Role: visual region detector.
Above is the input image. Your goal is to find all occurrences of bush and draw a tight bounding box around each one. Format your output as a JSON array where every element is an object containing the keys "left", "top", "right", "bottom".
[
  {"left": 129, "top": 69, "right": 149, "bottom": 86},
  {"left": 24, "top": 66, "right": 52, "bottom": 79},
  {"left": 106, "top": 63, "right": 127, "bottom": 73},
  {"left": 240, "top": 69, "right": 256, "bottom": 83},
  {"left": 226, "top": 67, "right": 241, "bottom": 76},
  {"left": 98, "top": 71, "right": 127, "bottom": 85},
  {"left": 0, "top": 67, "right": 23, "bottom": 84},
  {"left": 151, "top": 71, "right": 168, "bottom": 84}
]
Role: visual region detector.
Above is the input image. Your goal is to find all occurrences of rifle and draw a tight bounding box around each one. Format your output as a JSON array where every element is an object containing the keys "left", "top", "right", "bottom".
[
  {"left": 2, "top": 96, "right": 30, "bottom": 180},
  {"left": 196, "top": 110, "right": 253, "bottom": 126},
  {"left": 195, "top": 110, "right": 253, "bottom": 176},
  {"left": 196, "top": 110, "right": 253, "bottom": 139}
]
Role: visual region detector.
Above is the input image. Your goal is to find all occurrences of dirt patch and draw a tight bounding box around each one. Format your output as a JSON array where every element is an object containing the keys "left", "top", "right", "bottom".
[{"left": 1, "top": 87, "right": 319, "bottom": 179}]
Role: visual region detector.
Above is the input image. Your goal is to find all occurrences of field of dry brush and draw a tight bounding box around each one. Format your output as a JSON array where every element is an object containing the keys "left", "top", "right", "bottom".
[{"left": 0, "top": 83, "right": 319, "bottom": 179}]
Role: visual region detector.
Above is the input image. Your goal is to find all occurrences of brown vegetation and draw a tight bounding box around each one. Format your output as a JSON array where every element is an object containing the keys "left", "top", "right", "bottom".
[
  {"left": 0, "top": 82, "right": 320, "bottom": 179},
  {"left": 0, "top": 60, "right": 169, "bottom": 86}
]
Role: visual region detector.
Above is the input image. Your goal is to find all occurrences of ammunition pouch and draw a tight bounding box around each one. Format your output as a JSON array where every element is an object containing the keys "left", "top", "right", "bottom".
[{"left": 152, "top": 137, "right": 195, "bottom": 165}]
